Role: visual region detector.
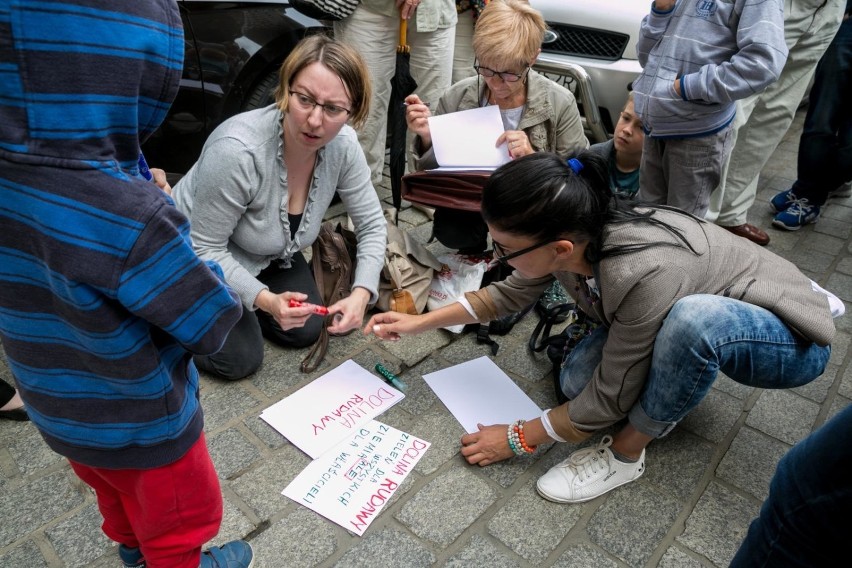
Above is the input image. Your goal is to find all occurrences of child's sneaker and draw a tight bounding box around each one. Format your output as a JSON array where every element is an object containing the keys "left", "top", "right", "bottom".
[
  {"left": 772, "top": 199, "right": 820, "bottom": 231},
  {"left": 200, "top": 540, "right": 254, "bottom": 568},
  {"left": 770, "top": 189, "right": 797, "bottom": 213},
  {"left": 119, "top": 545, "right": 145, "bottom": 568},
  {"left": 535, "top": 435, "right": 645, "bottom": 503}
]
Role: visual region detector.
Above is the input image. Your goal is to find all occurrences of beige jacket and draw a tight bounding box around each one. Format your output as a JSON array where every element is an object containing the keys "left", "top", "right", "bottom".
[
  {"left": 465, "top": 208, "right": 836, "bottom": 441},
  {"left": 411, "top": 70, "right": 589, "bottom": 170}
]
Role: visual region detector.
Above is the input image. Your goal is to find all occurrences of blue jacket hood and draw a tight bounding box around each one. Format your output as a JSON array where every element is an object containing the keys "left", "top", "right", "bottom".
[{"left": 0, "top": 0, "right": 183, "bottom": 177}]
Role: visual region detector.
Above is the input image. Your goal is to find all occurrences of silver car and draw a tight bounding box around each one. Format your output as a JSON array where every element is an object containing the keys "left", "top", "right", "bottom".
[{"left": 531, "top": 0, "right": 647, "bottom": 139}]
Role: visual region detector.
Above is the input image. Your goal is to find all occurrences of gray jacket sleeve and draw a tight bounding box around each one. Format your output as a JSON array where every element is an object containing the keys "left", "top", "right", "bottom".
[{"left": 637, "top": 3, "right": 675, "bottom": 68}]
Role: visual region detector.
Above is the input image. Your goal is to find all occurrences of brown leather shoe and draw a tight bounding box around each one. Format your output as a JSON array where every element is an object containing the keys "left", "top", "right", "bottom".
[{"left": 722, "top": 223, "right": 770, "bottom": 246}]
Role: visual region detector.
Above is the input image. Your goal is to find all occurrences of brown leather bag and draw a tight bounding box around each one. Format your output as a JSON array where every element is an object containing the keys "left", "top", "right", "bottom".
[
  {"left": 300, "top": 222, "right": 357, "bottom": 373},
  {"left": 400, "top": 170, "right": 491, "bottom": 212},
  {"left": 376, "top": 219, "right": 444, "bottom": 315}
]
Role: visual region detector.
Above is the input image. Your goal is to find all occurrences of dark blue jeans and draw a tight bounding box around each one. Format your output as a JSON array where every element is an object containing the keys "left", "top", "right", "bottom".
[
  {"left": 730, "top": 403, "right": 852, "bottom": 567},
  {"left": 792, "top": 15, "right": 852, "bottom": 206},
  {"left": 560, "top": 295, "right": 831, "bottom": 437}
]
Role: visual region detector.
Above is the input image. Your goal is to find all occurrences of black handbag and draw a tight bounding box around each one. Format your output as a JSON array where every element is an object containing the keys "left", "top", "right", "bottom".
[{"left": 289, "top": 0, "right": 360, "bottom": 21}]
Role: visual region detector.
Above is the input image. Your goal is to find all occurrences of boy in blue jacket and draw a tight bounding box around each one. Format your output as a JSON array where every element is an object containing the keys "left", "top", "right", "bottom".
[
  {"left": 0, "top": 1, "right": 250, "bottom": 566},
  {"left": 632, "top": 0, "right": 788, "bottom": 216}
]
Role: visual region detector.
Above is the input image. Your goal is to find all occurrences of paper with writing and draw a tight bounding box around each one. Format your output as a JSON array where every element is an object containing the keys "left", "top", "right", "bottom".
[
  {"left": 423, "top": 356, "right": 541, "bottom": 434},
  {"left": 261, "top": 360, "right": 405, "bottom": 459},
  {"left": 428, "top": 105, "right": 511, "bottom": 169},
  {"left": 282, "top": 420, "right": 429, "bottom": 536}
]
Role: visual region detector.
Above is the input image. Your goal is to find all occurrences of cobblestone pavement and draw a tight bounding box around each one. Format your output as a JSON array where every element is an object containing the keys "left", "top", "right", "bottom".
[{"left": 2, "top": 109, "right": 851, "bottom": 568}]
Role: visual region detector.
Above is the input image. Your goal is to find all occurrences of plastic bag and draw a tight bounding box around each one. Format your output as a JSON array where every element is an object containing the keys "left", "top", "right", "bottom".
[{"left": 427, "top": 254, "right": 488, "bottom": 333}]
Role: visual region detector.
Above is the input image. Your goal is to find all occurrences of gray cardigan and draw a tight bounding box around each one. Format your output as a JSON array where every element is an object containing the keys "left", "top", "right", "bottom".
[
  {"left": 172, "top": 104, "right": 386, "bottom": 309},
  {"left": 465, "top": 208, "right": 835, "bottom": 436},
  {"left": 632, "top": 0, "right": 787, "bottom": 138}
]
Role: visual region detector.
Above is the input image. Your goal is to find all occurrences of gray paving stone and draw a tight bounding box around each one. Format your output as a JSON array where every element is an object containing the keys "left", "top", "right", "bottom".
[
  {"left": 0, "top": 540, "right": 49, "bottom": 568},
  {"left": 396, "top": 466, "right": 496, "bottom": 546},
  {"left": 439, "top": 332, "right": 497, "bottom": 364},
  {"left": 813, "top": 217, "right": 852, "bottom": 240},
  {"left": 552, "top": 543, "right": 620, "bottom": 568},
  {"left": 250, "top": 508, "right": 337, "bottom": 568},
  {"left": 208, "top": 428, "right": 262, "bottom": 480},
  {"left": 677, "top": 482, "right": 759, "bottom": 568},
  {"left": 746, "top": 390, "right": 819, "bottom": 445},
  {"left": 791, "top": 365, "right": 836, "bottom": 403},
  {"left": 828, "top": 331, "right": 850, "bottom": 365},
  {"left": 782, "top": 248, "right": 835, "bottom": 274},
  {"left": 199, "top": 379, "right": 262, "bottom": 433},
  {"left": 658, "top": 545, "right": 711, "bottom": 568},
  {"left": 3, "top": 422, "right": 63, "bottom": 477},
  {"left": 804, "top": 232, "right": 845, "bottom": 256},
  {"left": 826, "top": 271, "right": 852, "bottom": 302},
  {"left": 481, "top": 444, "right": 551, "bottom": 489},
  {"left": 497, "top": 341, "right": 552, "bottom": 383},
  {"left": 488, "top": 482, "right": 582, "bottom": 563},
  {"left": 213, "top": 498, "right": 257, "bottom": 546},
  {"left": 404, "top": 406, "right": 465, "bottom": 476},
  {"left": 679, "top": 388, "right": 742, "bottom": 443},
  {"left": 45, "top": 503, "right": 111, "bottom": 568},
  {"left": 444, "top": 533, "right": 520, "bottom": 568},
  {"left": 826, "top": 395, "right": 851, "bottom": 421},
  {"left": 325, "top": 329, "right": 375, "bottom": 360},
  {"left": 393, "top": 356, "right": 443, "bottom": 416},
  {"left": 840, "top": 364, "right": 852, "bottom": 398},
  {"left": 644, "top": 429, "right": 714, "bottom": 500},
  {"left": 244, "top": 414, "right": 289, "bottom": 450},
  {"left": 397, "top": 205, "right": 431, "bottom": 226},
  {"left": 230, "top": 445, "right": 311, "bottom": 520},
  {"left": 0, "top": 470, "right": 85, "bottom": 547},
  {"left": 381, "top": 328, "right": 452, "bottom": 366},
  {"left": 711, "top": 374, "right": 754, "bottom": 400},
  {"left": 333, "top": 528, "right": 435, "bottom": 568},
  {"left": 249, "top": 344, "right": 326, "bottom": 400},
  {"left": 587, "top": 481, "right": 681, "bottom": 567},
  {"left": 837, "top": 256, "right": 852, "bottom": 276},
  {"left": 716, "top": 427, "right": 790, "bottom": 500}
]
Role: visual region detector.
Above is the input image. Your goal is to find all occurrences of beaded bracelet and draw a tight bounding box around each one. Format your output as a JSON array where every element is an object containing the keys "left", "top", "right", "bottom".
[
  {"left": 509, "top": 420, "right": 537, "bottom": 455},
  {"left": 507, "top": 423, "right": 524, "bottom": 456}
]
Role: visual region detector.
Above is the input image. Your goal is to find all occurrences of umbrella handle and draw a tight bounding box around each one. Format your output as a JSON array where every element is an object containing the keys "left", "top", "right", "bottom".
[{"left": 398, "top": 18, "right": 409, "bottom": 54}]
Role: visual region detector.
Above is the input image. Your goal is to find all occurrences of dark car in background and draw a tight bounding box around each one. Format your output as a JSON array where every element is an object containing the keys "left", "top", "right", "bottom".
[{"left": 142, "top": 1, "right": 326, "bottom": 174}]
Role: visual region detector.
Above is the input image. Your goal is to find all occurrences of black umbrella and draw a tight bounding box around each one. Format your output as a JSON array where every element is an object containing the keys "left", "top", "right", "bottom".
[{"left": 388, "top": 18, "right": 417, "bottom": 211}]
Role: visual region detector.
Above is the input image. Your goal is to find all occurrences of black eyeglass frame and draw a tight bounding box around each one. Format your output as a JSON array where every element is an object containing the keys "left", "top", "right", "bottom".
[
  {"left": 288, "top": 90, "right": 352, "bottom": 119},
  {"left": 492, "top": 238, "right": 560, "bottom": 266},
  {"left": 472, "top": 62, "right": 531, "bottom": 83}
]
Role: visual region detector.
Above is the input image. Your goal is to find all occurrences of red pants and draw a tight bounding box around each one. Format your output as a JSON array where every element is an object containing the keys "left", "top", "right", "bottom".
[{"left": 69, "top": 434, "right": 222, "bottom": 568}]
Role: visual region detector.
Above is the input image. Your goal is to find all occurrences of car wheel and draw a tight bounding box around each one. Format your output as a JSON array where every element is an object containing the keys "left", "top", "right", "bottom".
[{"left": 244, "top": 70, "right": 279, "bottom": 111}]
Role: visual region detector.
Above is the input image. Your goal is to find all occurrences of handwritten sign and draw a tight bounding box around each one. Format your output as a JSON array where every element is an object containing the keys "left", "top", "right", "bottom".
[
  {"left": 282, "top": 420, "right": 429, "bottom": 535},
  {"left": 261, "top": 360, "right": 405, "bottom": 458}
]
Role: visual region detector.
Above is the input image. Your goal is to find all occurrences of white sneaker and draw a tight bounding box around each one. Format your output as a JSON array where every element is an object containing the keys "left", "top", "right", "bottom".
[{"left": 536, "top": 435, "right": 645, "bottom": 503}]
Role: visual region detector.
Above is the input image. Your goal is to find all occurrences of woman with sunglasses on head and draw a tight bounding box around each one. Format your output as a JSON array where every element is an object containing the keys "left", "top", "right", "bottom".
[
  {"left": 365, "top": 150, "right": 839, "bottom": 504},
  {"left": 172, "top": 35, "right": 386, "bottom": 380},
  {"left": 405, "top": 0, "right": 588, "bottom": 253}
]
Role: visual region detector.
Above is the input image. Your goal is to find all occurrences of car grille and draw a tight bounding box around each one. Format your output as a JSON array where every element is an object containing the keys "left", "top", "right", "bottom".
[{"left": 542, "top": 23, "right": 629, "bottom": 61}]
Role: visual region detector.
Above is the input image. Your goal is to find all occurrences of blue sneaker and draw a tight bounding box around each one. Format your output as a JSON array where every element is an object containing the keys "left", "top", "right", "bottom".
[
  {"left": 772, "top": 198, "right": 820, "bottom": 230},
  {"left": 118, "top": 545, "right": 145, "bottom": 568},
  {"left": 770, "top": 189, "right": 797, "bottom": 213},
  {"left": 200, "top": 540, "right": 254, "bottom": 568}
]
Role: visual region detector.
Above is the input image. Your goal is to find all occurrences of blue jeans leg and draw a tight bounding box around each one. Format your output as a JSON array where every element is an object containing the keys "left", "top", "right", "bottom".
[
  {"left": 558, "top": 324, "right": 609, "bottom": 401},
  {"left": 730, "top": 403, "right": 852, "bottom": 567},
  {"left": 629, "top": 295, "right": 831, "bottom": 437}
]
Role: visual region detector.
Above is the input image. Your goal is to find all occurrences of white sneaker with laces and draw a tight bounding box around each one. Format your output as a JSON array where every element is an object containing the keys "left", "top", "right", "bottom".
[{"left": 536, "top": 435, "right": 645, "bottom": 503}]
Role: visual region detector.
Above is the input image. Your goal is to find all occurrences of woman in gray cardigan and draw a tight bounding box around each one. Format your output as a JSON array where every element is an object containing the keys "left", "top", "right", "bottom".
[
  {"left": 366, "top": 151, "right": 838, "bottom": 504},
  {"left": 173, "top": 36, "right": 386, "bottom": 380}
]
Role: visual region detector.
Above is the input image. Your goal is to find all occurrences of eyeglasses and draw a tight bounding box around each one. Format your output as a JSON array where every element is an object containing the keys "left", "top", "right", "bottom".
[
  {"left": 473, "top": 64, "right": 530, "bottom": 83},
  {"left": 492, "top": 238, "right": 556, "bottom": 266},
  {"left": 289, "top": 91, "right": 351, "bottom": 122}
]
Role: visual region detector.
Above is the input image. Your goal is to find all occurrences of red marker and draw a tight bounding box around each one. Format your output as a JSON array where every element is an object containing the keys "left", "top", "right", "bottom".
[{"left": 288, "top": 299, "right": 329, "bottom": 316}]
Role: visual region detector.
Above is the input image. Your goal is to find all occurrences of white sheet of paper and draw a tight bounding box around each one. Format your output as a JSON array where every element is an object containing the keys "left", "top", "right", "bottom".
[
  {"left": 282, "top": 420, "right": 429, "bottom": 536},
  {"left": 261, "top": 360, "right": 404, "bottom": 459},
  {"left": 428, "top": 105, "right": 511, "bottom": 168},
  {"left": 422, "top": 356, "right": 541, "bottom": 434}
]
